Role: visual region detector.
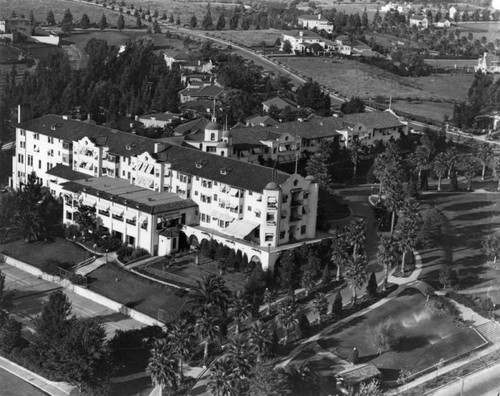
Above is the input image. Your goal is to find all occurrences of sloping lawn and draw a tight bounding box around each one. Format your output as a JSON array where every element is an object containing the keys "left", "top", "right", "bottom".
[
  {"left": 321, "top": 290, "right": 485, "bottom": 380},
  {"left": 88, "top": 262, "right": 187, "bottom": 321},
  {"left": 0, "top": 237, "right": 91, "bottom": 268}
]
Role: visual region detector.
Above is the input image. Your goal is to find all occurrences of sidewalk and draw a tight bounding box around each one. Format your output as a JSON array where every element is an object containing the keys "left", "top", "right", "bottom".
[
  {"left": 0, "top": 356, "right": 74, "bottom": 396},
  {"left": 76, "top": 252, "right": 117, "bottom": 276}
]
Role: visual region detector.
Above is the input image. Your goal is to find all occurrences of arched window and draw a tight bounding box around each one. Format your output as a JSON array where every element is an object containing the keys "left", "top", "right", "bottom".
[
  {"left": 210, "top": 133, "right": 215, "bottom": 141},
  {"left": 221, "top": 151, "right": 225, "bottom": 157}
]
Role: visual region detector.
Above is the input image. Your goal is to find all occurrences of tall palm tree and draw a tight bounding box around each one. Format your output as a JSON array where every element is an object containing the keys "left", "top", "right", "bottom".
[
  {"left": 331, "top": 229, "right": 349, "bottom": 281},
  {"left": 166, "top": 318, "right": 195, "bottom": 382},
  {"left": 433, "top": 152, "right": 448, "bottom": 191},
  {"left": 230, "top": 291, "right": 252, "bottom": 335},
  {"left": 275, "top": 297, "right": 298, "bottom": 345},
  {"left": 147, "top": 339, "right": 179, "bottom": 396},
  {"left": 396, "top": 217, "right": 418, "bottom": 274},
  {"left": 346, "top": 218, "right": 367, "bottom": 258},
  {"left": 350, "top": 139, "right": 362, "bottom": 180},
  {"left": 377, "top": 233, "right": 400, "bottom": 290},
  {"left": 385, "top": 180, "right": 406, "bottom": 235},
  {"left": 11, "top": 210, "right": 43, "bottom": 242},
  {"left": 249, "top": 321, "right": 270, "bottom": 362},
  {"left": 344, "top": 255, "right": 368, "bottom": 304},
  {"left": 187, "top": 274, "right": 231, "bottom": 318},
  {"left": 207, "top": 356, "right": 242, "bottom": 396},
  {"left": 443, "top": 147, "right": 457, "bottom": 179},
  {"left": 195, "top": 306, "right": 221, "bottom": 365},
  {"left": 475, "top": 142, "right": 494, "bottom": 180},
  {"left": 461, "top": 157, "right": 477, "bottom": 191},
  {"left": 408, "top": 144, "right": 431, "bottom": 188}
]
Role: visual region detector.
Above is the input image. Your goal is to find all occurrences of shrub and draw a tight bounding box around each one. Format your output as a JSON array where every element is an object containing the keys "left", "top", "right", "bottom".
[
  {"left": 41, "top": 259, "right": 73, "bottom": 275},
  {"left": 99, "top": 237, "right": 122, "bottom": 251},
  {"left": 65, "top": 224, "right": 79, "bottom": 240}
]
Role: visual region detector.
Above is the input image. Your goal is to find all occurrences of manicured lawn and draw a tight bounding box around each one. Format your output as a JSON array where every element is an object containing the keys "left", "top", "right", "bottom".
[
  {"left": 320, "top": 290, "right": 485, "bottom": 380},
  {"left": 422, "top": 191, "right": 500, "bottom": 293},
  {"left": 0, "top": 237, "right": 91, "bottom": 268},
  {"left": 88, "top": 262, "right": 187, "bottom": 320},
  {"left": 0, "top": 367, "right": 48, "bottom": 396},
  {"left": 109, "top": 376, "right": 154, "bottom": 396}
]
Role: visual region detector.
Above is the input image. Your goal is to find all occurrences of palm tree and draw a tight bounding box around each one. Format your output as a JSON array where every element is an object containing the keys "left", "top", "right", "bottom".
[
  {"left": 195, "top": 307, "right": 221, "bottom": 365},
  {"left": 408, "top": 144, "right": 431, "bottom": 188},
  {"left": 443, "top": 147, "right": 458, "bottom": 179},
  {"left": 166, "top": 318, "right": 194, "bottom": 382},
  {"left": 377, "top": 233, "right": 400, "bottom": 290},
  {"left": 187, "top": 274, "right": 231, "bottom": 318},
  {"left": 344, "top": 255, "right": 368, "bottom": 304},
  {"left": 493, "top": 157, "right": 500, "bottom": 191},
  {"left": 249, "top": 321, "right": 270, "bottom": 362},
  {"left": 396, "top": 217, "right": 418, "bottom": 274},
  {"left": 301, "top": 269, "right": 315, "bottom": 297},
  {"left": 224, "top": 334, "right": 257, "bottom": 378},
  {"left": 331, "top": 229, "right": 349, "bottom": 281},
  {"left": 350, "top": 139, "right": 362, "bottom": 180},
  {"left": 433, "top": 152, "right": 448, "bottom": 191},
  {"left": 346, "top": 218, "right": 367, "bottom": 258},
  {"left": 207, "top": 356, "right": 242, "bottom": 396},
  {"left": 475, "top": 142, "right": 494, "bottom": 180},
  {"left": 11, "top": 210, "right": 43, "bottom": 243},
  {"left": 275, "top": 297, "right": 298, "bottom": 345},
  {"left": 147, "top": 339, "right": 179, "bottom": 395},
  {"left": 313, "top": 292, "right": 329, "bottom": 323},
  {"left": 230, "top": 291, "right": 252, "bottom": 335},
  {"left": 385, "top": 180, "right": 406, "bottom": 235},
  {"left": 461, "top": 157, "right": 477, "bottom": 191}
]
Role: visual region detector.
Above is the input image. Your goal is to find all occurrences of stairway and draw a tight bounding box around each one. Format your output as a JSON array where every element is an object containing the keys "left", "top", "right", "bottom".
[{"left": 475, "top": 320, "right": 500, "bottom": 344}]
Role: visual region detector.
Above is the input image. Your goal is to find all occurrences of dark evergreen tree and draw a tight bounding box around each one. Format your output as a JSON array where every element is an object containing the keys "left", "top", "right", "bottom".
[
  {"left": 216, "top": 13, "right": 226, "bottom": 30},
  {"left": 321, "top": 263, "right": 331, "bottom": 284},
  {"left": 190, "top": 15, "right": 198, "bottom": 28},
  {"left": 202, "top": 6, "right": 214, "bottom": 29},
  {"left": 99, "top": 13, "right": 108, "bottom": 30},
  {"left": 46, "top": 9, "right": 56, "bottom": 26},
  {"left": 80, "top": 13, "right": 90, "bottom": 29},
  {"left": 61, "top": 9, "right": 74, "bottom": 34},
  {"left": 117, "top": 14, "right": 125, "bottom": 30},
  {"left": 296, "top": 80, "right": 331, "bottom": 116}
]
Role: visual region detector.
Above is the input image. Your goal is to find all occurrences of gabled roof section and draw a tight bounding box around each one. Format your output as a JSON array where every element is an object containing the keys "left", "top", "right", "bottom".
[
  {"left": 342, "top": 111, "right": 404, "bottom": 130},
  {"left": 246, "top": 114, "right": 279, "bottom": 127},
  {"left": 139, "top": 112, "right": 181, "bottom": 122},
  {"left": 262, "top": 97, "right": 298, "bottom": 111},
  {"left": 155, "top": 145, "right": 290, "bottom": 192},
  {"left": 18, "top": 115, "right": 156, "bottom": 157},
  {"left": 299, "top": 14, "right": 329, "bottom": 22}
]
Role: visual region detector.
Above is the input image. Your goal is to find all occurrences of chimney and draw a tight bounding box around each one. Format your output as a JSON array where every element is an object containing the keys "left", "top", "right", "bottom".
[
  {"left": 154, "top": 142, "right": 166, "bottom": 153},
  {"left": 17, "top": 104, "right": 21, "bottom": 124}
]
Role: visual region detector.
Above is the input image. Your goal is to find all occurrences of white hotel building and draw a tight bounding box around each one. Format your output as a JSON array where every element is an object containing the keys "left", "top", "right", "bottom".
[{"left": 10, "top": 115, "right": 323, "bottom": 269}]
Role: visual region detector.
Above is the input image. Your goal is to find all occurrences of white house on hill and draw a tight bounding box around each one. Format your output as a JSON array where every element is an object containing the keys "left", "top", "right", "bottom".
[{"left": 298, "top": 14, "right": 334, "bottom": 33}]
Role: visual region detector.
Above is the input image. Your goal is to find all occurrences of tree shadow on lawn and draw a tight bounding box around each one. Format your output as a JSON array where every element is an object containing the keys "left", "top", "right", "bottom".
[
  {"left": 453, "top": 211, "right": 499, "bottom": 223},
  {"left": 443, "top": 200, "right": 493, "bottom": 212},
  {"left": 392, "top": 335, "right": 429, "bottom": 352}
]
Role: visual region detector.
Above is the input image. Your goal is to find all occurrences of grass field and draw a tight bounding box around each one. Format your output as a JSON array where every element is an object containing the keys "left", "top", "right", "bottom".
[
  {"left": 320, "top": 289, "right": 485, "bottom": 380},
  {"left": 0, "top": 237, "right": 91, "bottom": 268},
  {"left": 88, "top": 262, "right": 187, "bottom": 320},
  {"left": 392, "top": 100, "right": 455, "bottom": 122},
  {"left": 278, "top": 57, "right": 436, "bottom": 100},
  {"left": 456, "top": 21, "right": 500, "bottom": 44},
  {"left": 0, "top": 368, "right": 48, "bottom": 396},
  {"left": 208, "top": 29, "right": 283, "bottom": 48}
]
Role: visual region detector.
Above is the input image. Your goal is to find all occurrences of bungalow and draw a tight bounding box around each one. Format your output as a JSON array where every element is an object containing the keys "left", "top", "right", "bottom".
[
  {"left": 138, "top": 113, "right": 182, "bottom": 129},
  {"left": 262, "top": 97, "right": 299, "bottom": 113},
  {"left": 179, "top": 83, "right": 225, "bottom": 103},
  {"left": 435, "top": 18, "right": 451, "bottom": 28}
]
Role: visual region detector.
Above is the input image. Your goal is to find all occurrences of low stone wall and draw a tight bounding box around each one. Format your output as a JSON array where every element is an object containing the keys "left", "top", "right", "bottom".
[{"left": 2, "top": 255, "right": 61, "bottom": 283}]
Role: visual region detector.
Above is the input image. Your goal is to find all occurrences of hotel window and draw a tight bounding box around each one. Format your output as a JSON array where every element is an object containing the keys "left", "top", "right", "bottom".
[
  {"left": 20, "top": 141, "right": 25, "bottom": 148},
  {"left": 280, "top": 231, "right": 286, "bottom": 239},
  {"left": 301, "top": 225, "right": 307, "bottom": 234},
  {"left": 48, "top": 137, "right": 54, "bottom": 144},
  {"left": 66, "top": 211, "right": 72, "bottom": 220},
  {"left": 20, "top": 130, "right": 25, "bottom": 136},
  {"left": 28, "top": 155, "right": 33, "bottom": 166},
  {"left": 18, "top": 154, "right": 23, "bottom": 163},
  {"left": 265, "top": 234, "right": 273, "bottom": 242},
  {"left": 247, "top": 206, "right": 252, "bottom": 211},
  {"left": 33, "top": 133, "right": 39, "bottom": 140},
  {"left": 213, "top": 194, "right": 218, "bottom": 201},
  {"left": 266, "top": 213, "right": 275, "bottom": 223},
  {"left": 38, "top": 160, "right": 42, "bottom": 169}
]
